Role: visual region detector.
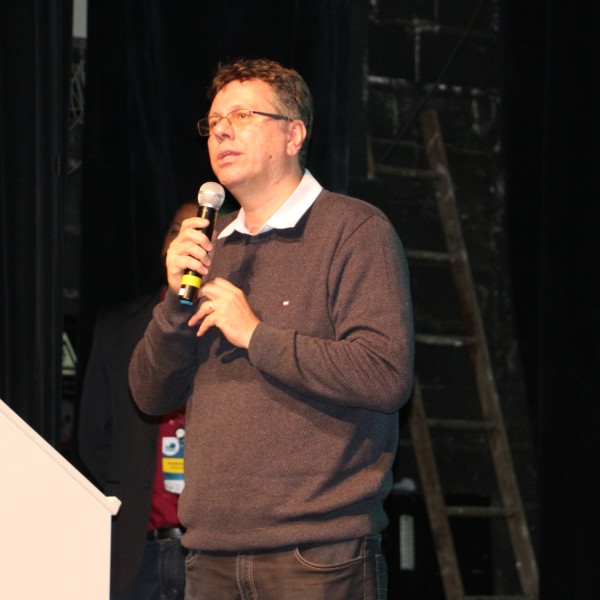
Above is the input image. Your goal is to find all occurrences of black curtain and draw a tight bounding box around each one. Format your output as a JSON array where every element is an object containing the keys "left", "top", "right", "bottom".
[
  {"left": 502, "top": 1, "right": 600, "bottom": 597},
  {"left": 0, "top": 0, "right": 72, "bottom": 441}
]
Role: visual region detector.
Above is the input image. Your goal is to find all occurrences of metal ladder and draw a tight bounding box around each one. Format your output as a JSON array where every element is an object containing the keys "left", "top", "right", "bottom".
[{"left": 375, "top": 109, "right": 538, "bottom": 599}]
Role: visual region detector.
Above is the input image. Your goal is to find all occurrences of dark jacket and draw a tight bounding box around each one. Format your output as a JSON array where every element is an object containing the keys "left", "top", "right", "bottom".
[{"left": 79, "top": 291, "right": 160, "bottom": 595}]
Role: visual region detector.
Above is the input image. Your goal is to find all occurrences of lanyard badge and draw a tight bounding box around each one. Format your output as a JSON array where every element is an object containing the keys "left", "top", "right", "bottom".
[{"left": 162, "top": 431, "right": 185, "bottom": 494}]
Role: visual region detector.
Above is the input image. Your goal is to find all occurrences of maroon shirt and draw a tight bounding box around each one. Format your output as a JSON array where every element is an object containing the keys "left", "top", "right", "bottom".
[{"left": 148, "top": 410, "right": 185, "bottom": 530}]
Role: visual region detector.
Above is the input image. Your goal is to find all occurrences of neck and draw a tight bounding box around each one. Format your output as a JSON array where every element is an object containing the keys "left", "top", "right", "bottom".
[{"left": 238, "top": 170, "right": 304, "bottom": 234}]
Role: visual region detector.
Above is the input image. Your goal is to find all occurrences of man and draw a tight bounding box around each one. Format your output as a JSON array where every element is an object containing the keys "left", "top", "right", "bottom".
[
  {"left": 129, "top": 58, "right": 414, "bottom": 600},
  {"left": 79, "top": 202, "right": 197, "bottom": 599}
]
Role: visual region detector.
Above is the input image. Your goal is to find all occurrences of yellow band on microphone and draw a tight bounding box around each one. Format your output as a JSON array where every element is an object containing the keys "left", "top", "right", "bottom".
[{"left": 181, "top": 273, "right": 201, "bottom": 288}]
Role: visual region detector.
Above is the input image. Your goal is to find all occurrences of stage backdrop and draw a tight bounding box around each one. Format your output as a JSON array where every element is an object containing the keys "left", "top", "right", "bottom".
[
  {"left": 502, "top": 1, "right": 600, "bottom": 597},
  {"left": 1, "top": 1, "right": 600, "bottom": 597}
]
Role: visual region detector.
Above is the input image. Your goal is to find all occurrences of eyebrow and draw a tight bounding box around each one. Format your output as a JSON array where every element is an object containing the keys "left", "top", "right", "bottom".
[{"left": 207, "top": 105, "right": 245, "bottom": 117}]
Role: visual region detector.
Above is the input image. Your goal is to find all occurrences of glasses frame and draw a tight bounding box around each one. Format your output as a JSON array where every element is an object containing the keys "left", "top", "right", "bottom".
[{"left": 197, "top": 108, "right": 293, "bottom": 137}]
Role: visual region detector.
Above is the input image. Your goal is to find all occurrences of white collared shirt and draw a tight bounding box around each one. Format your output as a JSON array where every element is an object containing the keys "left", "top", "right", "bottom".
[{"left": 218, "top": 170, "right": 323, "bottom": 239}]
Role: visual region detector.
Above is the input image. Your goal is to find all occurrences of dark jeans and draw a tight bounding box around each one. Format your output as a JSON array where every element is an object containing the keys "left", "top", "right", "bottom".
[
  {"left": 112, "top": 538, "right": 187, "bottom": 600},
  {"left": 184, "top": 534, "right": 387, "bottom": 600}
]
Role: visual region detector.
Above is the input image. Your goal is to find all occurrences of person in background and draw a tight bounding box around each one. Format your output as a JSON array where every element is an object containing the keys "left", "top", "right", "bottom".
[
  {"left": 79, "top": 201, "right": 197, "bottom": 599},
  {"left": 129, "top": 58, "right": 414, "bottom": 600}
]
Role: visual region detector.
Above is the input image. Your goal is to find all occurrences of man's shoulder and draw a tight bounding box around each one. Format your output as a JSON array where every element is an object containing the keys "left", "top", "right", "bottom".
[{"left": 312, "top": 189, "right": 389, "bottom": 224}]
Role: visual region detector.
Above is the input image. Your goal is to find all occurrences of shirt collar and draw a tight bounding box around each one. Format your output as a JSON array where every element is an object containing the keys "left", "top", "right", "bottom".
[{"left": 218, "top": 170, "right": 323, "bottom": 238}]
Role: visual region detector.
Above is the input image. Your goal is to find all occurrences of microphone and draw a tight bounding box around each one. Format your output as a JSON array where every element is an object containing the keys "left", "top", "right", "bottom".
[{"left": 178, "top": 181, "right": 226, "bottom": 305}]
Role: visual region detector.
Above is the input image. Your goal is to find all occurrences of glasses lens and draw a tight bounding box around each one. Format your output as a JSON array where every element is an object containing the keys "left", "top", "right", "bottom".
[
  {"left": 198, "top": 109, "right": 271, "bottom": 136},
  {"left": 231, "top": 109, "right": 251, "bottom": 124},
  {"left": 197, "top": 119, "right": 210, "bottom": 136}
]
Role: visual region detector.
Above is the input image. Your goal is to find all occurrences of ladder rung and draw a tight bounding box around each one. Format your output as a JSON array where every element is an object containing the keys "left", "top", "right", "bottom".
[
  {"left": 405, "top": 248, "right": 453, "bottom": 262},
  {"left": 415, "top": 333, "right": 477, "bottom": 347},
  {"left": 427, "top": 418, "right": 495, "bottom": 432},
  {"left": 446, "top": 506, "right": 514, "bottom": 518}
]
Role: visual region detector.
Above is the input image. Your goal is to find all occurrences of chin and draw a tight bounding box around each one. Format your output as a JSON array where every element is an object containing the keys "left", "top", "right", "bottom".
[
  {"left": 213, "top": 171, "right": 241, "bottom": 191},
  {"left": 210, "top": 165, "right": 230, "bottom": 185}
]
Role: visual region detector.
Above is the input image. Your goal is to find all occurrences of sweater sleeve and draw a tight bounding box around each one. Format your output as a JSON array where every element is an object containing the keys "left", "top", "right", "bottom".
[
  {"left": 128, "top": 292, "right": 198, "bottom": 415},
  {"left": 247, "top": 213, "right": 414, "bottom": 413}
]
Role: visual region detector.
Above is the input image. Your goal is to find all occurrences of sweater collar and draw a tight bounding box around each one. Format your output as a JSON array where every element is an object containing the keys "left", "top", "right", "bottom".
[{"left": 218, "top": 170, "right": 323, "bottom": 239}]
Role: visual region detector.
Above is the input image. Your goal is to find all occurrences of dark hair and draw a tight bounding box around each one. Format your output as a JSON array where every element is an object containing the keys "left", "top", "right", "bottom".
[{"left": 208, "top": 58, "right": 313, "bottom": 166}]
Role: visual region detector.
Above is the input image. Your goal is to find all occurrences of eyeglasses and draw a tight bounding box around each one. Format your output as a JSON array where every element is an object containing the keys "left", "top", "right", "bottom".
[{"left": 197, "top": 108, "right": 293, "bottom": 136}]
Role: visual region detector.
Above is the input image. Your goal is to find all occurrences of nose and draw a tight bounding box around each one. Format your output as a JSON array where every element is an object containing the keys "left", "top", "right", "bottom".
[{"left": 212, "top": 115, "right": 234, "bottom": 139}]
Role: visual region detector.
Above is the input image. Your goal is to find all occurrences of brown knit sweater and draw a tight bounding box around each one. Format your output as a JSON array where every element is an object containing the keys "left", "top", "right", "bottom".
[{"left": 129, "top": 189, "right": 414, "bottom": 551}]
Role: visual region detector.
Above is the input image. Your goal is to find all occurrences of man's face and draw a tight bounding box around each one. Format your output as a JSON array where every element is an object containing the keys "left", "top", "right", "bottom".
[{"left": 206, "top": 79, "right": 293, "bottom": 196}]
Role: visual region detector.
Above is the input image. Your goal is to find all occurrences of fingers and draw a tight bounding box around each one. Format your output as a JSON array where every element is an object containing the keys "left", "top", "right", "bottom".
[
  {"left": 188, "top": 278, "right": 260, "bottom": 349},
  {"left": 188, "top": 297, "right": 214, "bottom": 327},
  {"left": 165, "top": 217, "right": 214, "bottom": 291},
  {"left": 187, "top": 280, "right": 223, "bottom": 330}
]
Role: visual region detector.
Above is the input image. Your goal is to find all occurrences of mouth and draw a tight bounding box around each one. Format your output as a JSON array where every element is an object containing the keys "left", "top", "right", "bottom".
[{"left": 217, "top": 149, "right": 241, "bottom": 161}]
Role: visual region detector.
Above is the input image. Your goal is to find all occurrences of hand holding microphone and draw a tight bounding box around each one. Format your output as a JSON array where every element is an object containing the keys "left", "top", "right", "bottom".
[{"left": 177, "top": 182, "right": 225, "bottom": 305}]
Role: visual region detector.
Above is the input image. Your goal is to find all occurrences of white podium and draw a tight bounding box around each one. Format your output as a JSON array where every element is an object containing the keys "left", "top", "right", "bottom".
[{"left": 0, "top": 399, "right": 120, "bottom": 600}]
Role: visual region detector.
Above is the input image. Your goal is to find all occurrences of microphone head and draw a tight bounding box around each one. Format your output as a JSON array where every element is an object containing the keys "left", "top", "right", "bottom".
[{"left": 198, "top": 181, "right": 225, "bottom": 210}]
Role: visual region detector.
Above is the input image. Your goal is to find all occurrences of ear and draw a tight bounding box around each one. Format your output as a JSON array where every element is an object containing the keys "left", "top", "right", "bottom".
[{"left": 286, "top": 119, "right": 307, "bottom": 158}]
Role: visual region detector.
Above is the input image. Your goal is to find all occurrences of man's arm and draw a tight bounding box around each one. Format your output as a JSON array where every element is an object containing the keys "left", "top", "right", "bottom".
[{"left": 128, "top": 293, "right": 197, "bottom": 416}]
